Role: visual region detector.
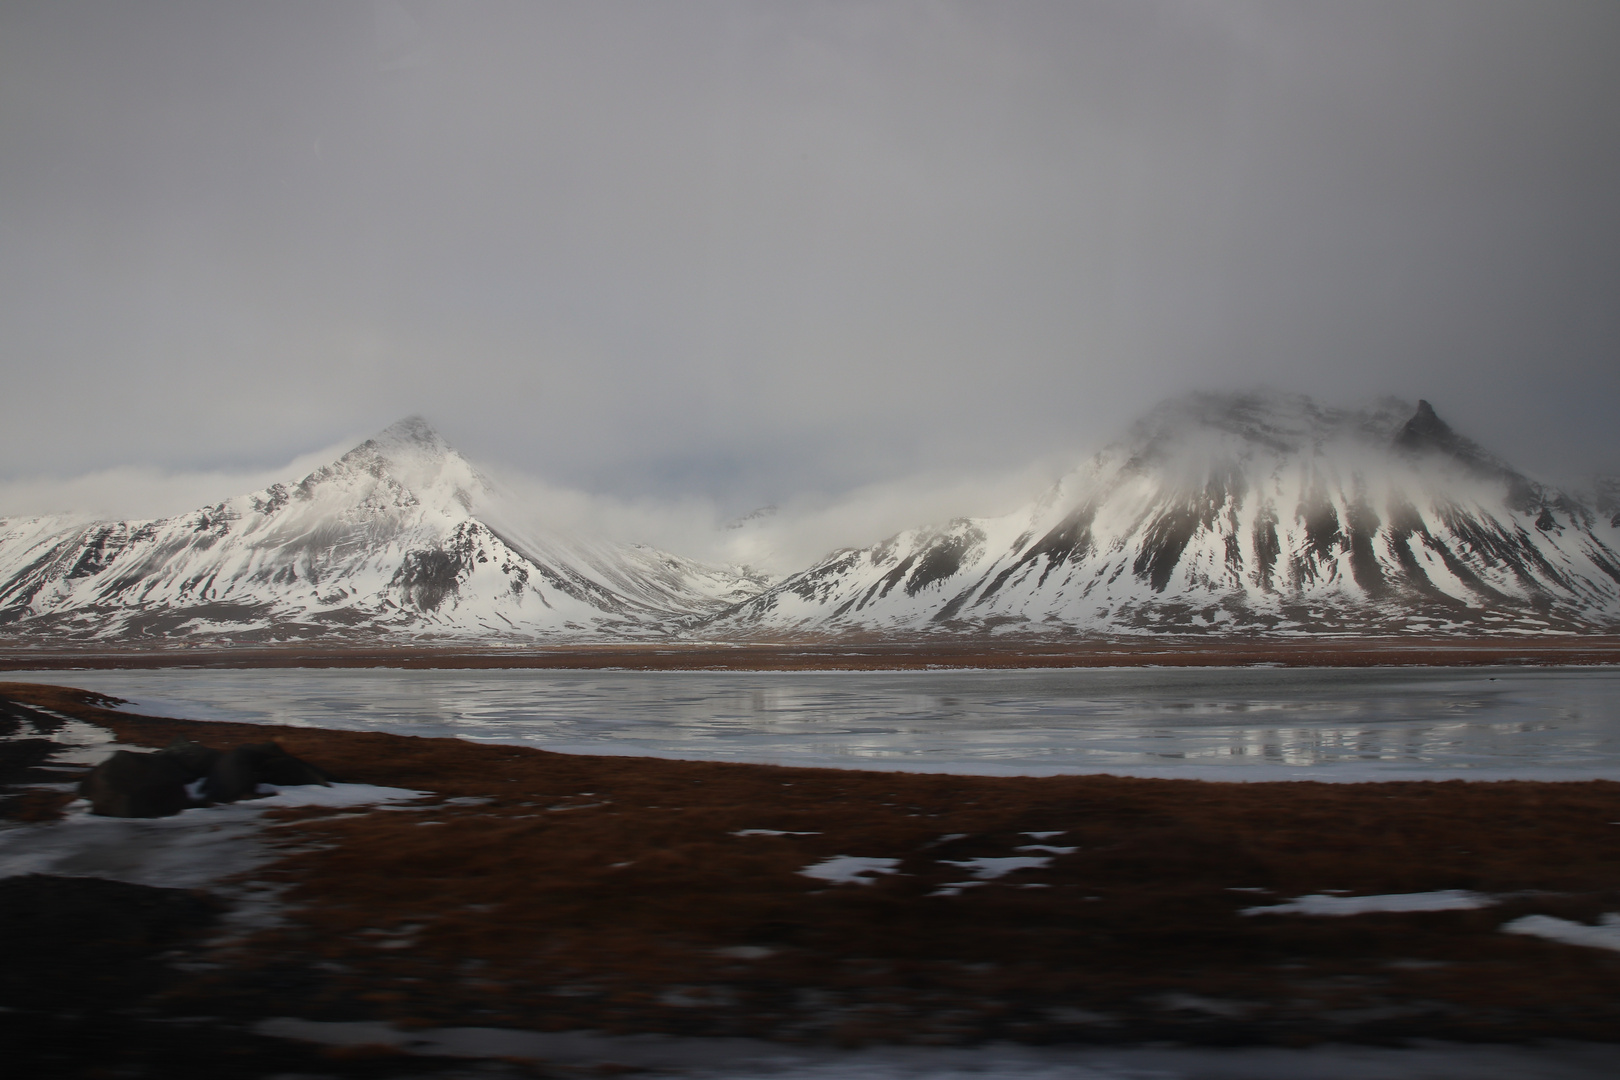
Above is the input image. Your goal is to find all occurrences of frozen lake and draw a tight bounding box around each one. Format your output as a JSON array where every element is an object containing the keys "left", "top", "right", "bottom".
[{"left": 6, "top": 665, "right": 1620, "bottom": 781}]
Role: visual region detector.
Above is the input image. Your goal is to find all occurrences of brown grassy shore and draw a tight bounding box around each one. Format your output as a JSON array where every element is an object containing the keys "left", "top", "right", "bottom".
[
  {"left": 4, "top": 680, "right": 1620, "bottom": 1061},
  {"left": 5, "top": 632, "right": 1620, "bottom": 670}
]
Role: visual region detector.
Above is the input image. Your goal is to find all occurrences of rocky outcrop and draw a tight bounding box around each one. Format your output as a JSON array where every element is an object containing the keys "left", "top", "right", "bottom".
[
  {"left": 203, "top": 742, "right": 329, "bottom": 803},
  {"left": 78, "top": 751, "right": 195, "bottom": 818},
  {"left": 78, "top": 738, "right": 329, "bottom": 818}
]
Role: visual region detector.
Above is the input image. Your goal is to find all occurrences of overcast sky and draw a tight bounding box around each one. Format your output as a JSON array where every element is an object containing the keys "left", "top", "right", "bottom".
[{"left": 2, "top": 1, "right": 1618, "bottom": 543}]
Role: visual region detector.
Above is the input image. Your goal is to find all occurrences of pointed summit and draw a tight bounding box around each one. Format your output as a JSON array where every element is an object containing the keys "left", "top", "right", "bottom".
[
  {"left": 1392, "top": 399, "right": 1537, "bottom": 509},
  {"left": 366, "top": 415, "right": 453, "bottom": 457},
  {"left": 321, "top": 416, "right": 486, "bottom": 512},
  {"left": 1394, "top": 399, "right": 1456, "bottom": 453},
  {"left": 336, "top": 416, "right": 455, "bottom": 472}
]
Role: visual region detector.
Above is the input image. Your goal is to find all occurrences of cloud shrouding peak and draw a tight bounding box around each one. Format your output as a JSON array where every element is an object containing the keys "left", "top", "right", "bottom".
[
  {"left": 0, "top": 415, "right": 1064, "bottom": 577},
  {"left": 3, "top": 390, "right": 1594, "bottom": 585},
  {"left": 1, "top": 3, "right": 1617, "bottom": 503}
]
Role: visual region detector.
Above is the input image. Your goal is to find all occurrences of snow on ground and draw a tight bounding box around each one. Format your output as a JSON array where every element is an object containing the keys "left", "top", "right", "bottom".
[
  {"left": 0, "top": 714, "right": 138, "bottom": 765},
  {"left": 939, "top": 855, "right": 1053, "bottom": 879},
  {"left": 253, "top": 1018, "right": 1620, "bottom": 1078},
  {"left": 251, "top": 782, "right": 432, "bottom": 809},
  {"left": 1241, "top": 890, "right": 1494, "bottom": 916},
  {"left": 927, "top": 882, "right": 984, "bottom": 897},
  {"left": 797, "top": 856, "right": 900, "bottom": 885},
  {"left": 1502, "top": 913, "right": 1620, "bottom": 953},
  {"left": 0, "top": 784, "right": 428, "bottom": 889},
  {"left": 0, "top": 780, "right": 431, "bottom": 942},
  {"left": 925, "top": 854, "right": 1060, "bottom": 897}
]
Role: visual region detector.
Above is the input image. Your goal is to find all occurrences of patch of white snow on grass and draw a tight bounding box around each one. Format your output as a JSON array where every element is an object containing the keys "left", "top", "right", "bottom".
[
  {"left": 928, "top": 882, "right": 986, "bottom": 898},
  {"left": 0, "top": 783, "right": 428, "bottom": 887},
  {"left": 941, "top": 856, "right": 1052, "bottom": 880},
  {"left": 251, "top": 782, "right": 430, "bottom": 809},
  {"left": 9, "top": 717, "right": 136, "bottom": 766},
  {"left": 1502, "top": 913, "right": 1620, "bottom": 953},
  {"left": 799, "top": 856, "right": 900, "bottom": 885},
  {"left": 1242, "top": 890, "right": 1494, "bottom": 916}
]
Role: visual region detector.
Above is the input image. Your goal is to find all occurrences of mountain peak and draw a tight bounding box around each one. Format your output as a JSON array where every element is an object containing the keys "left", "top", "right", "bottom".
[
  {"left": 321, "top": 416, "right": 487, "bottom": 512},
  {"left": 340, "top": 415, "right": 461, "bottom": 472},
  {"left": 1123, "top": 390, "right": 1410, "bottom": 463},
  {"left": 1392, "top": 399, "right": 1537, "bottom": 508},
  {"left": 1394, "top": 399, "right": 1457, "bottom": 452},
  {"left": 708, "top": 391, "right": 1618, "bottom": 637},
  {"left": 370, "top": 415, "right": 450, "bottom": 454}
]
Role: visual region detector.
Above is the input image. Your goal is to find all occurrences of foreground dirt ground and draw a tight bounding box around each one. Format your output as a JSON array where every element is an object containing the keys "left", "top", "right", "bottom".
[{"left": 3, "top": 680, "right": 1620, "bottom": 1074}]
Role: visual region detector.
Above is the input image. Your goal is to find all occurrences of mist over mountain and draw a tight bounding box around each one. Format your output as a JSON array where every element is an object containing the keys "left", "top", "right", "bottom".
[
  {"left": 1, "top": 394, "right": 1616, "bottom": 644},
  {"left": 0, "top": 418, "right": 764, "bottom": 643},
  {"left": 707, "top": 393, "right": 1620, "bottom": 637}
]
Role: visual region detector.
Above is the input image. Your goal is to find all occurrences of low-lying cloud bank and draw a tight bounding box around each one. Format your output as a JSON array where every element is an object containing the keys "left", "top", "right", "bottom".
[
  {"left": 484, "top": 458, "right": 1065, "bottom": 576},
  {"left": 0, "top": 441, "right": 359, "bottom": 525},
  {"left": 0, "top": 445, "right": 1065, "bottom": 579}
]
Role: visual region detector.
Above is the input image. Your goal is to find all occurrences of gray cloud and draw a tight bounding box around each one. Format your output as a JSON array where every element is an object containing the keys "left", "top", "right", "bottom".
[
  {"left": 2, "top": 0, "right": 1617, "bottom": 532},
  {"left": 0, "top": 441, "right": 361, "bottom": 523}
]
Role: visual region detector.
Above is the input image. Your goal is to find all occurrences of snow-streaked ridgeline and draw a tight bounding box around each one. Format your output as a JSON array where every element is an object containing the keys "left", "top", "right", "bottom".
[
  {"left": 2, "top": 395, "right": 1618, "bottom": 642},
  {"left": 0, "top": 418, "right": 768, "bottom": 642},
  {"left": 713, "top": 394, "right": 1620, "bottom": 637}
]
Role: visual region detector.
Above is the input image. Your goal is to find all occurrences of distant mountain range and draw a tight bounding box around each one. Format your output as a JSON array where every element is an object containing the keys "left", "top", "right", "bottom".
[{"left": 3, "top": 395, "right": 1618, "bottom": 643}]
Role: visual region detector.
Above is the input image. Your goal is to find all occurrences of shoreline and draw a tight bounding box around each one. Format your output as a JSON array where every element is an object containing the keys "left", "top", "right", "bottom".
[
  {"left": 4, "top": 680, "right": 1620, "bottom": 1074},
  {"left": 6, "top": 634, "right": 1620, "bottom": 671},
  {"left": 7, "top": 664, "right": 1617, "bottom": 785}
]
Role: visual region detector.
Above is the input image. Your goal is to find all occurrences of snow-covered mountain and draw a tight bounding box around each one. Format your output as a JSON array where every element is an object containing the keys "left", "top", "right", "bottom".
[
  {"left": 0, "top": 418, "right": 767, "bottom": 642},
  {"left": 5, "top": 397, "right": 1616, "bottom": 645},
  {"left": 704, "top": 393, "right": 1620, "bottom": 637}
]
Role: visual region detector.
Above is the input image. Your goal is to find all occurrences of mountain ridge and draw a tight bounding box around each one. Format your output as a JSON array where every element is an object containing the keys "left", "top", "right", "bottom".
[
  {"left": 701, "top": 392, "right": 1620, "bottom": 637},
  {"left": 0, "top": 418, "right": 761, "bottom": 642},
  {"left": 3, "top": 394, "right": 1617, "bottom": 643}
]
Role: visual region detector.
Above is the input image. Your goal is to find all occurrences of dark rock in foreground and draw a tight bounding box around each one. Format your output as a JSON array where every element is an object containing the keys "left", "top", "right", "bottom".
[
  {"left": 204, "top": 742, "right": 330, "bottom": 803},
  {"left": 79, "top": 749, "right": 195, "bottom": 818},
  {"left": 78, "top": 738, "right": 329, "bottom": 817}
]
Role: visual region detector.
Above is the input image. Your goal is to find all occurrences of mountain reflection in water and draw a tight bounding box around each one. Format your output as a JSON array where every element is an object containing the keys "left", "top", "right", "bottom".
[{"left": 4, "top": 666, "right": 1617, "bottom": 781}]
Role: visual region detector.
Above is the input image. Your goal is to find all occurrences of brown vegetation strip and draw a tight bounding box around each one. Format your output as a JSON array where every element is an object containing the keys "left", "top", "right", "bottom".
[
  {"left": 5, "top": 634, "right": 1620, "bottom": 671},
  {"left": 5, "top": 681, "right": 1620, "bottom": 1048}
]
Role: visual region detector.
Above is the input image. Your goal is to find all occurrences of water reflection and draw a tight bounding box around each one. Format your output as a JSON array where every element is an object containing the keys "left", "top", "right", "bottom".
[{"left": 5, "top": 666, "right": 1618, "bottom": 780}]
